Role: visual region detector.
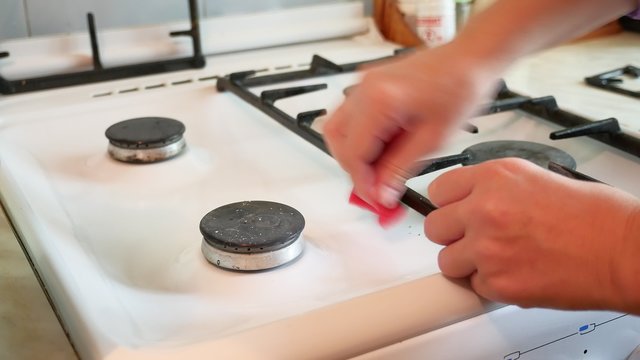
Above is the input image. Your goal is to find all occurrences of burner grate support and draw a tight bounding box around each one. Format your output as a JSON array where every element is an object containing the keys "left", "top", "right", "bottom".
[
  {"left": 260, "top": 84, "right": 327, "bottom": 105},
  {"left": 550, "top": 118, "right": 621, "bottom": 140},
  {"left": 585, "top": 65, "right": 640, "bottom": 99},
  {"left": 496, "top": 85, "right": 640, "bottom": 158},
  {"left": 547, "top": 161, "right": 605, "bottom": 184}
]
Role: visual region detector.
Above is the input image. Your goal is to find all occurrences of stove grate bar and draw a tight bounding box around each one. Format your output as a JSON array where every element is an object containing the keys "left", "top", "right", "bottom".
[
  {"left": 416, "top": 153, "right": 471, "bottom": 176},
  {"left": 461, "top": 122, "right": 479, "bottom": 134},
  {"left": 217, "top": 76, "right": 328, "bottom": 152},
  {"left": 0, "top": 51, "right": 10, "bottom": 94},
  {"left": 481, "top": 95, "right": 556, "bottom": 115},
  {"left": 547, "top": 161, "right": 606, "bottom": 184},
  {"left": 296, "top": 109, "right": 327, "bottom": 127},
  {"left": 309, "top": 55, "right": 344, "bottom": 75},
  {"left": 497, "top": 85, "right": 640, "bottom": 159},
  {"left": 550, "top": 118, "right": 621, "bottom": 140},
  {"left": 235, "top": 55, "right": 396, "bottom": 88},
  {"left": 585, "top": 65, "right": 640, "bottom": 99},
  {"left": 260, "top": 84, "right": 327, "bottom": 105}
]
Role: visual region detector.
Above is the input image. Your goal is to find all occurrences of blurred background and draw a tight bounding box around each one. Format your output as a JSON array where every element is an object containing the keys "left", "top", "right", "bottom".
[{"left": 0, "top": 0, "right": 373, "bottom": 42}]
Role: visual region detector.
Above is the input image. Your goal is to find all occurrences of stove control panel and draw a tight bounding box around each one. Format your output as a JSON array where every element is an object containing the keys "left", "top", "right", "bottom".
[{"left": 358, "top": 307, "right": 640, "bottom": 359}]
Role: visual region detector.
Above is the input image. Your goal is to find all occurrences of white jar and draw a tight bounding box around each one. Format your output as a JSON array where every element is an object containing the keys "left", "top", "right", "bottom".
[{"left": 415, "top": 0, "right": 456, "bottom": 48}]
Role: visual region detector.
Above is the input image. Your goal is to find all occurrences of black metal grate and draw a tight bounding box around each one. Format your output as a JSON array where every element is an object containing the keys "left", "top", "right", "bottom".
[{"left": 585, "top": 65, "right": 640, "bottom": 99}]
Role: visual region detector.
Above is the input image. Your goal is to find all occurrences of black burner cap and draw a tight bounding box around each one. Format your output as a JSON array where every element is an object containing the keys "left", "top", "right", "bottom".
[
  {"left": 462, "top": 140, "right": 577, "bottom": 169},
  {"left": 200, "top": 201, "right": 305, "bottom": 254},
  {"left": 105, "top": 117, "right": 185, "bottom": 149}
]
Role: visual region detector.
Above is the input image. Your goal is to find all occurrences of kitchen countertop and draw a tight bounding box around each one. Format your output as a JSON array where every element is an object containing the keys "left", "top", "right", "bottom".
[
  {"left": 0, "top": 206, "right": 77, "bottom": 359},
  {"left": 0, "top": 30, "right": 638, "bottom": 359}
]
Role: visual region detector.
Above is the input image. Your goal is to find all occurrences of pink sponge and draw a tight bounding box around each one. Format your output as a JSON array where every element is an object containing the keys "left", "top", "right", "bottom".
[{"left": 349, "top": 191, "right": 406, "bottom": 228}]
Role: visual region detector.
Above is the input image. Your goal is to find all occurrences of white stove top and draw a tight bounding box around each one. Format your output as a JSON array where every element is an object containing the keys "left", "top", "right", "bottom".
[{"left": 1, "top": 6, "right": 640, "bottom": 359}]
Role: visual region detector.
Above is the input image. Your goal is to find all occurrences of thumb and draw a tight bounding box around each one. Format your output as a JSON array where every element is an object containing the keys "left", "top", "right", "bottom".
[{"left": 374, "top": 126, "right": 447, "bottom": 208}]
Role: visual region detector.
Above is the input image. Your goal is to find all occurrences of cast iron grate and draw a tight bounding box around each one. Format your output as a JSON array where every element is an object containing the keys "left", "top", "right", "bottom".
[{"left": 585, "top": 65, "right": 640, "bottom": 99}]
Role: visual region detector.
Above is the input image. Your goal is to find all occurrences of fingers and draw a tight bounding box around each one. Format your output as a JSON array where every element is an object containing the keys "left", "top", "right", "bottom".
[
  {"left": 427, "top": 166, "right": 479, "bottom": 278},
  {"left": 324, "top": 100, "right": 376, "bottom": 200},
  {"left": 428, "top": 165, "right": 477, "bottom": 207},
  {"left": 323, "top": 104, "right": 349, "bottom": 168},
  {"left": 325, "top": 77, "right": 409, "bottom": 203},
  {"left": 424, "top": 203, "right": 466, "bottom": 245},
  {"left": 438, "top": 239, "right": 476, "bottom": 278},
  {"left": 374, "top": 125, "right": 447, "bottom": 207}
]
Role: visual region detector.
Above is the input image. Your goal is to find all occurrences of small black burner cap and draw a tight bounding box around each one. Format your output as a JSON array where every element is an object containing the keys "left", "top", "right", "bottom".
[
  {"left": 200, "top": 201, "right": 305, "bottom": 254},
  {"left": 462, "top": 140, "right": 577, "bottom": 169},
  {"left": 105, "top": 117, "right": 185, "bottom": 149}
]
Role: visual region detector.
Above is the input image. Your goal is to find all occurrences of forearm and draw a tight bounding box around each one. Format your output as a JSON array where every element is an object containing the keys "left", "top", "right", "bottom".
[
  {"left": 616, "top": 206, "right": 640, "bottom": 314},
  {"left": 453, "top": 0, "right": 636, "bottom": 78}
]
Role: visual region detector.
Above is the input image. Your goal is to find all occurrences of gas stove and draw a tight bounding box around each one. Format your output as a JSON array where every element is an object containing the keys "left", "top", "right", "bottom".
[{"left": 1, "top": 3, "right": 640, "bottom": 359}]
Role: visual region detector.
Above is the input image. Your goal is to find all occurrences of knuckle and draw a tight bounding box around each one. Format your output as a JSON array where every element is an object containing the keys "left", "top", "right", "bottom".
[
  {"left": 480, "top": 276, "right": 521, "bottom": 304},
  {"left": 490, "top": 157, "right": 532, "bottom": 174},
  {"left": 473, "top": 240, "right": 496, "bottom": 264},
  {"left": 474, "top": 197, "right": 512, "bottom": 229}
]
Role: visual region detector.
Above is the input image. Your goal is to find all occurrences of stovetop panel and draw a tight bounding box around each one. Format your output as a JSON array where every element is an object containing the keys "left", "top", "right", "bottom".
[
  {"left": 0, "top": 81, "right": 445, "bottom": 346},
  {"left": 3, "top": 32, "right": 640, "bottom": 359}
]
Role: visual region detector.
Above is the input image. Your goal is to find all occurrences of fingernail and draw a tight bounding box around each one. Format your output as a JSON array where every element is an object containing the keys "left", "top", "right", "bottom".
[{"left": 379, "top": 184, "right": 402, "bottom": 208}]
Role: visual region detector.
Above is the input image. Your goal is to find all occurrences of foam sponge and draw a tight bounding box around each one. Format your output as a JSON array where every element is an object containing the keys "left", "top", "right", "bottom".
[{"left": 349, "top": 191, "right": 406, "bottom": 228}]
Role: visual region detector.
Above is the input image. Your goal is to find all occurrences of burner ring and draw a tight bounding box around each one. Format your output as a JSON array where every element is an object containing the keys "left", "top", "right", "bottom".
[
  {"left": 107, "top": 137, "right": 186, "bottom": 163},
  {"left": 199, "top": 201, "right": 305, "bottom": 271},
  {"left": 105, "top": 117, "right": 186, "bottom": 163},
  {"left": 462, "top": 140, "right": 577, "bottom": 169},
  {"left": 201, "top": 238, "right": 304, "bottom": 272}
]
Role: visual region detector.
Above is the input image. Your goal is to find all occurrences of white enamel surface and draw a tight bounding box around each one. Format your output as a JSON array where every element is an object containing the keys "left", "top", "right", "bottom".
[
  {"left": 2, "top": 29, "right": 640, "bottom": 359},
  {"left": 358, "top": 307, "right": 640, "bottom": 359}
]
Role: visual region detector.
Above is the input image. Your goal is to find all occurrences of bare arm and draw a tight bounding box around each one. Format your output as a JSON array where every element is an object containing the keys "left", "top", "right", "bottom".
[
  {"left": 324, "top": 0, "right": 636, "bottom": 207},
  {"left": 456, "top": 0, "right": 636, "bottom": 80}
]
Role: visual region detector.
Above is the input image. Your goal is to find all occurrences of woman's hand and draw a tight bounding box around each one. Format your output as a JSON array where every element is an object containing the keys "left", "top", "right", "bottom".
[
  {"left": 323, "top": 44, "right": 500, "bottom": 208},
  {"left": 426, "top": 158, "right": 640, "bottom": 313}
]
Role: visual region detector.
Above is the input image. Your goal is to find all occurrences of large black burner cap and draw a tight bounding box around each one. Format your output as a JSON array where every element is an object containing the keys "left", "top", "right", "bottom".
[
  {"left": 200, "top": 201, "right": 305, "bottom": 254},
  {"left": 462, "top": 140, "right": 577, "bottom": 169},
  {"left": 105, "top": 117, "right": 185, "bottom": 149}
]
